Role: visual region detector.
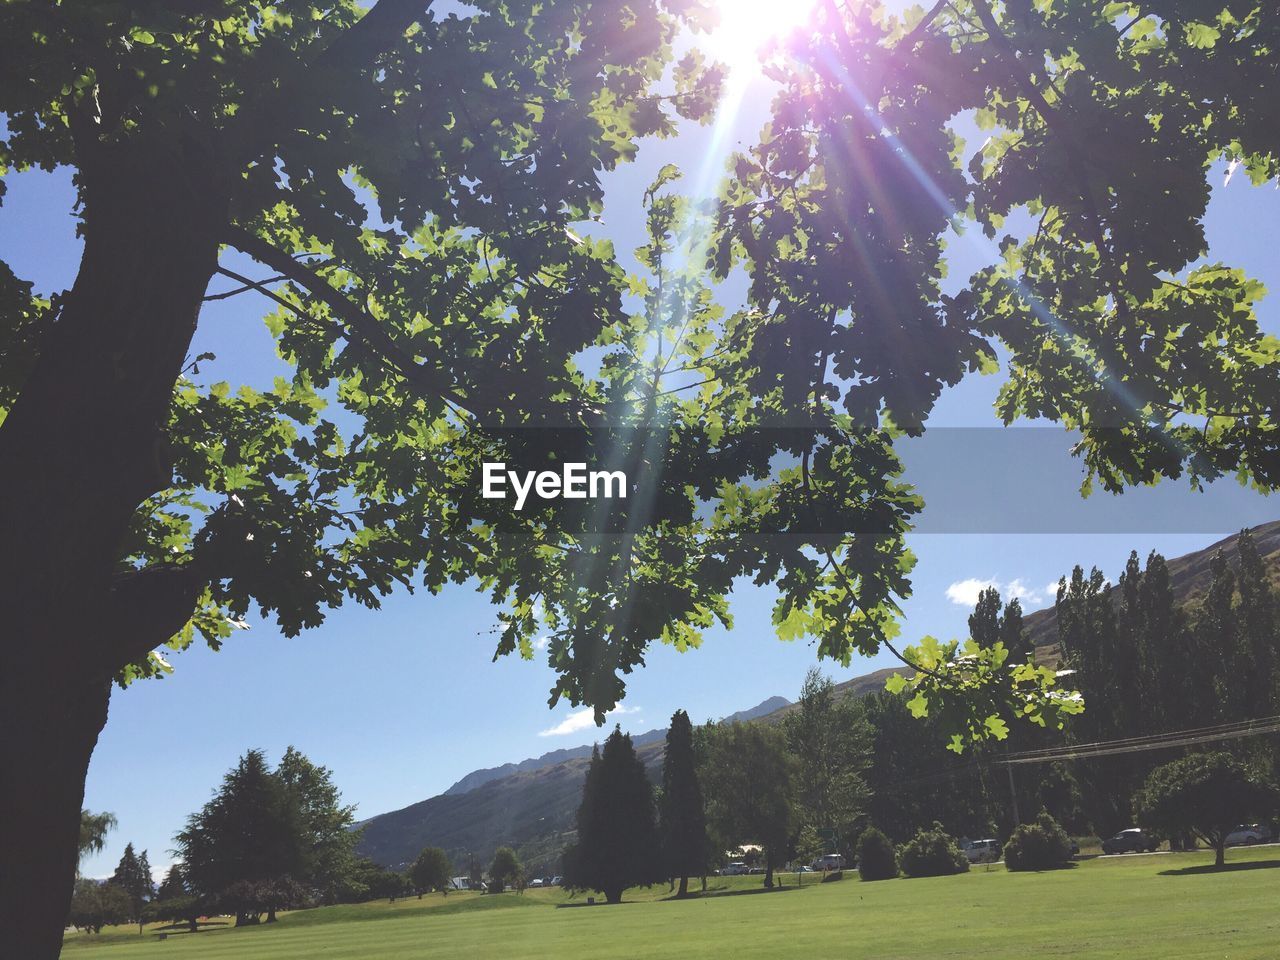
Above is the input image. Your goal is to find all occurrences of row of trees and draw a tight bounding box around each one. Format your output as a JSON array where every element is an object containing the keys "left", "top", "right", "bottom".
[{"left": 562, "top": 670, "right": 873, "bottom": 902}]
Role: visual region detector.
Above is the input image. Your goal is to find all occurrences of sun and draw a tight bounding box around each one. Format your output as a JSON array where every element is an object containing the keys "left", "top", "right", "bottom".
[{"left": 706, "top": 0, "right": 821, "bottom": 72}]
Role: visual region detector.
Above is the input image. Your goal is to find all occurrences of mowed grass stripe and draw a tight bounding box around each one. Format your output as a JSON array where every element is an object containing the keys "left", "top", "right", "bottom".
[{"left": 63, "top": 849, "right": 1280, "bottom": 959}]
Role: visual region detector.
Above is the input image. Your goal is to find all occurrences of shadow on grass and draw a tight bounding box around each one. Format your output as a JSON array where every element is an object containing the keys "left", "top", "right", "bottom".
[
  {"left": 662, "top": 884, "right": 804, "bottom": 902},
  {"left": 1159, "top": 859, "right": 1280, "bottom": 877},
  {"left": 1004, "top": 862, "right": 1078, "bottom": 873}
]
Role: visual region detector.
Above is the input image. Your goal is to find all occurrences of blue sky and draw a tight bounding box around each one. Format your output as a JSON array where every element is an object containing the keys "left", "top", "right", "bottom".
[{"left": 2, "top": 7, "right": 1277, "bottom": 880}]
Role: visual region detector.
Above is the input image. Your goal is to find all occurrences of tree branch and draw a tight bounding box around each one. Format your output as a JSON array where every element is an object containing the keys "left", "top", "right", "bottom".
[
  {"left": 92, "top": 566, "right": 204, "bottom": 681},
  {"left": 223, "top": 225, "right": 472, "bottom": 413},
  {"left": 969, "top": 0, "right": 1134, "bottom": 324}
]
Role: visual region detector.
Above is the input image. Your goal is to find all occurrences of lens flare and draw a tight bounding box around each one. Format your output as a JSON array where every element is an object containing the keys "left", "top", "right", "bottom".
[{"left": 707, "top": 0, "right": 820, "bottom": 73}]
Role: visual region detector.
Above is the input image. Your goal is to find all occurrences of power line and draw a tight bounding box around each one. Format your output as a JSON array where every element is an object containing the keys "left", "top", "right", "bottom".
[{"left": 999, "top": 715, "right": 1280, "bottom": 766}]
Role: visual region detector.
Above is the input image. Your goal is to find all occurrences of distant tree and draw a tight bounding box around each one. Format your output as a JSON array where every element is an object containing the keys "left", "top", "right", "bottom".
[
  {"left": 488, "top": 847, "right": 522, "bottom": 895},
  {"left": 968, "top": 587, "right": 1003, "bottom": 650},
  {"left": 175, "top": 749, "right": 307, "bottom": 925},
  {"left": 275, "top": 746, "right": 360, "bottom": 903},
  {"left": 699, "top": 722, "right": 796, "bottom": 889},
  {"left": 409, "top": 847, "right": 453, "bottom": 899},
  {"left": 1003, "top": 812, "right": 1074, "bottom": 872},
  {"left": 67, "top": 879, "right": 130, "bottom": 935},
  {"left": 1135, "top": 752, "right": 1279, "bottom": 867},
  {"left": 659, "top": 710, "right": 709, "bottom": 897},
  {"left": 77, "top": 811, "right": 117, "bottom": 871},
  {"left": 107, "top": 843, "right": 153, "bottom": 934},
  {"left": 998, "top": 597, "right": 1030, "bottom": 662},
  {"left": 856, "top": 827, "right": 898, "bottom": 882},
  {"left": 564, "top": 728, "right": 664, "bottom": 903},
  {"left": 898, "top": 822, "right": 968, "bottom": 878},
  {"left": 1233, "top": 531, "right": 1279, "bottom": 729},
  {"left": 783, "top": 669, "right": 871, "bottom": 850}
]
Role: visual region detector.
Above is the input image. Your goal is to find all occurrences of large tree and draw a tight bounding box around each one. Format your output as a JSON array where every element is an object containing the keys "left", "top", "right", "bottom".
[
  {"left": 698, "top": 721, "right": 795, "bottom": 889},
  {"left": 564, "top": 728, "right": 663, "bottom": 903},
  {"left": 1135, "top": 752, "right": 1278, "bottom": 867},
  {"left": 107, "top": 843, "right": 153, "bottom": 934},
  {"left": 175, "top": 749, "right": 308, "bottom": 926},
  {"left": 783, "top": 669, "right": 871, "bottom": 850},
  {"left": 275, "top": 746, "right": 361, "bottom": 903},
  {"left": 4, "top": 2, "right": 1280, "bottom": 952},
  {"left": 659, "top": 709, "right": 709, "bottom": 897}
]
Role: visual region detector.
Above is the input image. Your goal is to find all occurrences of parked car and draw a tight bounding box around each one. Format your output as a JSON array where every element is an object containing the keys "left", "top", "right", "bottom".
[
  {"left": 1102, "top": 828, "right": 1158, "bottom": 854},
  {"left": 549, "top": 876, "right": 563, "bottom": 886},
  {"left": 963, "top": 839, "right": 1002, "bottom": 863},
  {"left": 529, "top": 878, "right": 544, "bottom": 887},
  {"left": 810, "top": 854, "right": 846, "bottom": 871},
  {"left": 1225, "top": 824, "right": 1272, "bottom": 847},
  {"left": 721, "top": 861, "right": 749, "bottom": 876}
]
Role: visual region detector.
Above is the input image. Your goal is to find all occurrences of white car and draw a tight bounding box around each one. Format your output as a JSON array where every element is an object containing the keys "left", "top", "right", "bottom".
[
  {"left": 721, "top": 861, "right": 749, "bottom": 876},
  {"left": 964, "top": 839, "right": 1002, "bottom": 863},
  {"left": 1225, "top": 824, "right": 1270, "bottom": 847}
]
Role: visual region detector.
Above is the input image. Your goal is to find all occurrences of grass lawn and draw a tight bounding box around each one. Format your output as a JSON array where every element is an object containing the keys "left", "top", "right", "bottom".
[{"left": 63, "top": 848, "right": 1280, "bottom": 959}]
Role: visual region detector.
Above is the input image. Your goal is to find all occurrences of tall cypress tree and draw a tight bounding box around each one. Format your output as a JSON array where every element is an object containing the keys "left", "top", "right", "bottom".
[
  {"left": 659, "top": 710, "right": 708, "bottom": 897},
  {"left": 968, "top": 587, "right": 1003, "bottom": 649},
  {"left": 564, "top": 727, "right": 663, "bottom": 904}
]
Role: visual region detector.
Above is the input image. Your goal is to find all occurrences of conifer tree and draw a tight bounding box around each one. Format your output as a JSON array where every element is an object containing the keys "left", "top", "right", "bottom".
[
  {"left": 659, "top": 710, "right": 709, "bottom": 897},
  {"left": 108, "top": 843, "right": 152, "bottom": 934},
  {"left": 564, "top": 727, "right": 663, "bottom": 904}
]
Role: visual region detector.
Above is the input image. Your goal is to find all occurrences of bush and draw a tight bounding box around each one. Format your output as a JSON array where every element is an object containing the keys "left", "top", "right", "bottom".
[
  {"left": 857, "top": 827, "right": 898, "bottom": 881},
  {"left": 1004, "top": 812, "right": 1074, "bottom": 871},
  {"left": 899, "top": 822, "right": 968, "bottom": 878}
]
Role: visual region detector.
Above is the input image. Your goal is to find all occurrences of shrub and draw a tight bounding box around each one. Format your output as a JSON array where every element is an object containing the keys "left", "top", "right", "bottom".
[
  {"left": 857, "top": 826, "right": 898, "bottom": 881},
  {"left": 1004, "top": 812, "right": 1074, "bottom": 871},
  {"left": 899, "top": 822, "right": 968, "bottom": 878}
]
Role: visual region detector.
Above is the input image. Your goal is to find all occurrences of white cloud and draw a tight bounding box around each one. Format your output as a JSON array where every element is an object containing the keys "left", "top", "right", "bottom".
[
  {"left": 946, "top": 577, "right": 1053, "bottom": 608},
  {"left": 945, "top": 577, "right": 999, "bottom": 607},
  {"left": 533, "top": 635, "right": 551, "bottom": 652},
  {"left": 539, "top": 705, "right": 640, "bottom": 738}
]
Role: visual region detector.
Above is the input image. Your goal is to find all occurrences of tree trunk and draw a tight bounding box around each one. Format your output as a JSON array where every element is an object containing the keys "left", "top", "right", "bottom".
[
  {"left": 1215, "top": 841, "right": 1225, "bottom": 868},
  {"left": 0, "top": 138, "right": 224, "bottom": 958},
  {"left": 0, "top": 675, "right": 112, "bottom": 958},
  {"left": 763, "top": 862, "right": 774, "bottom": 889},
  {"left": 605, "top": 888, "right": 622, "bottom": 904},
  {"left": 677, "top": 874, "right": 688, "bottom": 897}
]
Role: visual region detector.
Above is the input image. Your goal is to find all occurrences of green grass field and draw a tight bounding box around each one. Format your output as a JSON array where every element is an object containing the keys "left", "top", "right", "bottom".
[{"left": 64, "top": 848, "right": 1280, "bottom": 959}]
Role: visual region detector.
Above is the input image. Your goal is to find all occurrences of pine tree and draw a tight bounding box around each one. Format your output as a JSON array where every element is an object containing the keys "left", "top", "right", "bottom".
[
  {"left": 275, "top": 746, "right": 359, "bottom": 904},
  {"left": 108, "top": 843, "right": 153, "bottom": 934},
  {"left": 1234, "top": 530, "right": 1278, "bottom": 723},
  {"left": 564, "top": 727, "right": 663, "bottom": 904},
  {"left": 659, "top": 710, "right": 709, "bottom": 897}
]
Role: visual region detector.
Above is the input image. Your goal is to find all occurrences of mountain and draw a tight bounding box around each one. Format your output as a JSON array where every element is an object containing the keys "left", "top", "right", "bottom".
[{"left": 356, "top": 522, "right": 1278, "bottom": 872}]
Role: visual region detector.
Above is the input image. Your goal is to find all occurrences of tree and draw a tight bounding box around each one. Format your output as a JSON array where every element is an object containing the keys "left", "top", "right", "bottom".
[
  {"left": 1003, "top": 812, "right": 1074, "bottom": 872},
  {"left": 275, "top": 746, "right": 360, "bottom": 903},
  {"left": 898, "top": 822, "right": 969, "bottom": 878},
  {"left": 175, "top": 750, "right": 307, "bottom": 926},
  {"left": 409, "top": 847, "right": 453, "bottom": 899},
  {"left": 564, "top": 729, "right": 663, "bottom": 903},
  {"left": 783, "top": 669, "right": 871, "bottom": 850},
  {"left": 66, "top": 879, "right": 130, "bottom": 935},
  {"left": 659, "top": 710, "right": 709, "bottom": 897},
  {"left": 107, "top": 843, "right": 153, "bottom": 934},
  {"left": 487, "top": 847, "right": 522, "bottom": 895},
  {"left": 1135, "top": 752, "right": 1279, "bottom": 867},
  {"left": 77, "top": 811, "right": 116, "bottom": 871},
  {"left": 7, "top": 3, "right": 1280, "bottom": 952},
  {"left": 698, "top": 722, "right": 795, "bottom": 889},
  {"left": 856, "top": 827, "right": 898, "bottom": 882}
]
